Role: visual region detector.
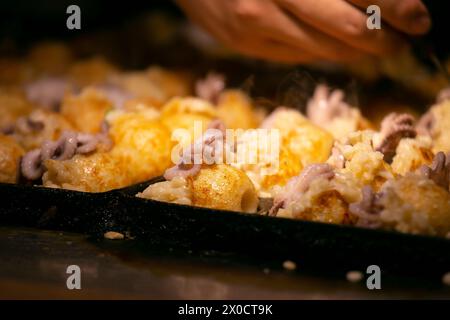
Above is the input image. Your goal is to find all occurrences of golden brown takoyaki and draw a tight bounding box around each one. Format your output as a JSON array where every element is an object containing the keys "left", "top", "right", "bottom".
[{"left": 0, "top": 134, "right": 24, "bottom": 183}]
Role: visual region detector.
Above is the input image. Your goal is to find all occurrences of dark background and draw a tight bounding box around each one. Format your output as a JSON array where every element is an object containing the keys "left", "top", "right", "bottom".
[{"left": 0, "top": 0, "right": 449, "bottom": 58}]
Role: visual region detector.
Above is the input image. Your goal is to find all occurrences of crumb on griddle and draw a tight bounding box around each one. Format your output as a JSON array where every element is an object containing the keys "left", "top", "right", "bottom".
[
  {"left": 282, "top": 260, "right": 297, "bottom": 271},
  {"left": 104, "top": 231, "right": 125, "bottom": 240},
  {"left": 442, "top": 272, "right": 450, "bottom": 286},
  {"left": 346, "top": 270, "right": 364, "bottom": 283}
]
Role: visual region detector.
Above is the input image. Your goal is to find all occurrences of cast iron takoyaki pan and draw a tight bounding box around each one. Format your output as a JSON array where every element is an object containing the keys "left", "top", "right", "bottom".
[{"left": 1, "top": 180, "right": 450, "bottom": 278}]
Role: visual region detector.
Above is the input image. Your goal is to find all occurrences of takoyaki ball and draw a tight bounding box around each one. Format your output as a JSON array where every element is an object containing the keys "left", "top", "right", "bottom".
[
  {"left": 273, "top": 165, "right": 360, "bottom": 225},
  {"left": 160, "top": 97, "right": 218, "bottom": 146},
  {"left": 260, "top": 107, "right": 310, "bottom": 132},
  {"left": 391, "top": 137, "right": 434, "bottom": 176},
  {"left": 61, "top": 88, "right": 112, "bottom": 134},
  {"left": 110, "top": 67, "right": 191, "bottom": 108},
  {"left": 191, "top": 164, "right": 258, "bottom": 213},
  {"left": 0, "top": 89, "right": 33, "bottom": 133},
  {"left": 0, "top": 58, "right": 32, "bottom": 86},
  {"left": 306, "top": 85, "right": 372, "bottom": 140},
  {"left": 137, "top": 165, "right": 258, "bottom": 213},
  {"left": 68, "top": 57, "right": 118, "bottom": 87},
  {"left": 43, "top": 152, "right": 130, "bottom": 192},
  {"left": 11, "top": 109, "right": 74, "bottom": 151},
  {"left": 329, "top": 131, "right": 393, "bottom": 191},
  {"left": 123, "top": 98, "right": 161, "bottom": 113},
  {"left": 146, "top": 67, "right": 191, "bottom": 101},
  {"left": 0, "top": 134, "right": 24, "bottom": 183},
  {"left": 254, "top": 108, "right": 333, "bottom": 194},
  {"left": 417, "top": 100, "right": 450, "bottom": 154},
  {"left": 216, "top": 90, "right": 260, "bottom": 129},
  {"left": 108, "top": 110, "right": 173, "bottom": 183},
  {"left": 282, "top": 190, "right": 351, "bottom": 225},
  {"left": 27, "top": 42, "right": 73, "bottom": 76},
  {"left": 370, "top": 174, "right": 450, "bottom": 237}
]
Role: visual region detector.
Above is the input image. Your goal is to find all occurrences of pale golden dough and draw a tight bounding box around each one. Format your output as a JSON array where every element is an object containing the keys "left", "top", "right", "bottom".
[
  {"left": 391, "top": 137, "right": 434, "bottom": 176},
  {"left": 27, "top": 42, "right": 74, "bottom": 76},
  {"left": 245, "top": 108, "right": 333, "bottom": 195},
  {"left": 377, "top": 174, "right": 450, "bottom": 237},
  {"left": 61, "top": 88, "right": 112, "bottom": 133},
  {"left": 280, "top": 190, "right": 352, "bottom": 225},
  {"left": 43, "top": 152, "right": 131, "bottom": 192},
  {"left": 320, "top": 109, "right": 372, "bottom": 141},
  {"left": 276, "top": 171, "right": 361, "bottom": 225},
  {"left": 137, "top": 177, "right": 192, "bottom": 206},
  {"left": 216, "top": 90, "right": 261, "bottom": 129},
  {"left": 160, "top": 97, "right": 218, "bottom": 147},
  {"left": 137, "top": 165, "right": 258, "bottom": 213},
  {"left": 0, "top": 134, "right": 24, "bottom": 183},
  {"left": 0, "top": 90, "right": 33, "bottom": 131},
  {"left": 68, "top": 57, "right": 118, "bottom": 87},
  {"left": 425, "top": 100, "right": 450, "bottom": 154},
  {"left": 110, "top": 67, "right": 191, "bottom": 108},
  {"left": 330, "top": 131, "right": 393, "bottom": 191},
  {"left": 191, "top": 164, "right": 258, "bottom": 213},
  {"left": 108, "top": 111, "right": 173, "bottom": 184},
  {"left": 0, "top": 58, "right": 32, "bottom": 86}
]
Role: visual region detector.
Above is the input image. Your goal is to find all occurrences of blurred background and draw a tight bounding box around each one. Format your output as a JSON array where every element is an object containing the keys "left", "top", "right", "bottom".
[{"left": 1, "top": 0, "right": 450, "bottom": 119}]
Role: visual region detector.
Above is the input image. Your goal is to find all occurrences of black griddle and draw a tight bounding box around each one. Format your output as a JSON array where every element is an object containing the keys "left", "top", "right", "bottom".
[{"left": 1, "top": 179, "right": 450, "bottom": 279}]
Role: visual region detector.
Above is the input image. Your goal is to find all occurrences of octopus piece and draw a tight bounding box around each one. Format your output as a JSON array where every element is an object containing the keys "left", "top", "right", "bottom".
[
  {"left": 373, "top": 113, "right": 416, "bottom": 163},
  {"left": 163, "top": 120, "right": 226, "bottom": 181},
  {"left": 41, "top": 131, "right": 78, "bottom": 161},
  {"left": 14, "top": 115, "right": 45, "bottom": 134},
  {"left": 95, "top": 83, "right": 134, "bottom": 109},
  {"left": 416, "top": 111, "right": 434, "bottom": 137},
  {"left": 306, "top": 84, "right": 352, "bottom": 125},
  {"left": 195, "top": 72, "right": 225, "bottom": 104},
  {"left": 20, "top": 130, "right": 112, "bottom": 180},
  {"left": 24, "top": 76, "right": 74, "bottom": 111},
  {"left": 0, "top": 134, "right": 25, "bottom": 183},
  {"left": 328, "top": 146, "right": 345, "bottom": 169},
  {"left": 348, "top": 186, "right": 384, "bottom": 228},
  {"left": 436, "top": 87, "right": 450, "bottom": 104},
  {"left": 419, "top": 152, "right": 450, "bottom": 192},
  {"left": 269, "top": 163, "right": 335, "bottom": 216},
  {"left": 21, "top": 149, "right": 45, "bottom": 181}
]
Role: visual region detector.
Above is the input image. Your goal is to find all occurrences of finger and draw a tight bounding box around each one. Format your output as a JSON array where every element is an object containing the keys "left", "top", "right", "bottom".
[
  {"left": 346, "top": 0, "right": 431, "bottom": 35},
  {"left": 241, "top": 1, "right": 370, "bottom": 62},
  {"left": 233, "top": 38, "right": 318, "bottom": 63},
  {"left": 276, "top": 0, "right": 408, "bottom": 56}
]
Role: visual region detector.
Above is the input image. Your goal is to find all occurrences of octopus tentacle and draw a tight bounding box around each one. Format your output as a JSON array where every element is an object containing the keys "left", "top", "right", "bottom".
[
  {"left": 374, "top": 113, "right": 416, "bottom": 163},
  {"left": 269, "top": 163, "right": 335, "bottom": 216},
  {"left": 195, "top": 72, "right": 225, "bottom": 104},
  {"left": 164, "top": 120, "right": 226, "bottom": 181},
  {"left": 349, "top": 186, "right": 384, "bottom": 228},
  {"left": 419, "top": 152, "right": 450, "bottom": 192},
  {"left": 21, "top": 149, "right": 44, "bottom": 181}
]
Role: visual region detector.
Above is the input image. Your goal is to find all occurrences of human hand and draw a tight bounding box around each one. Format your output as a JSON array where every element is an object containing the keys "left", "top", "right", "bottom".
[{"left": 176, "top": 0, "right": 431, "bottom": 63}]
